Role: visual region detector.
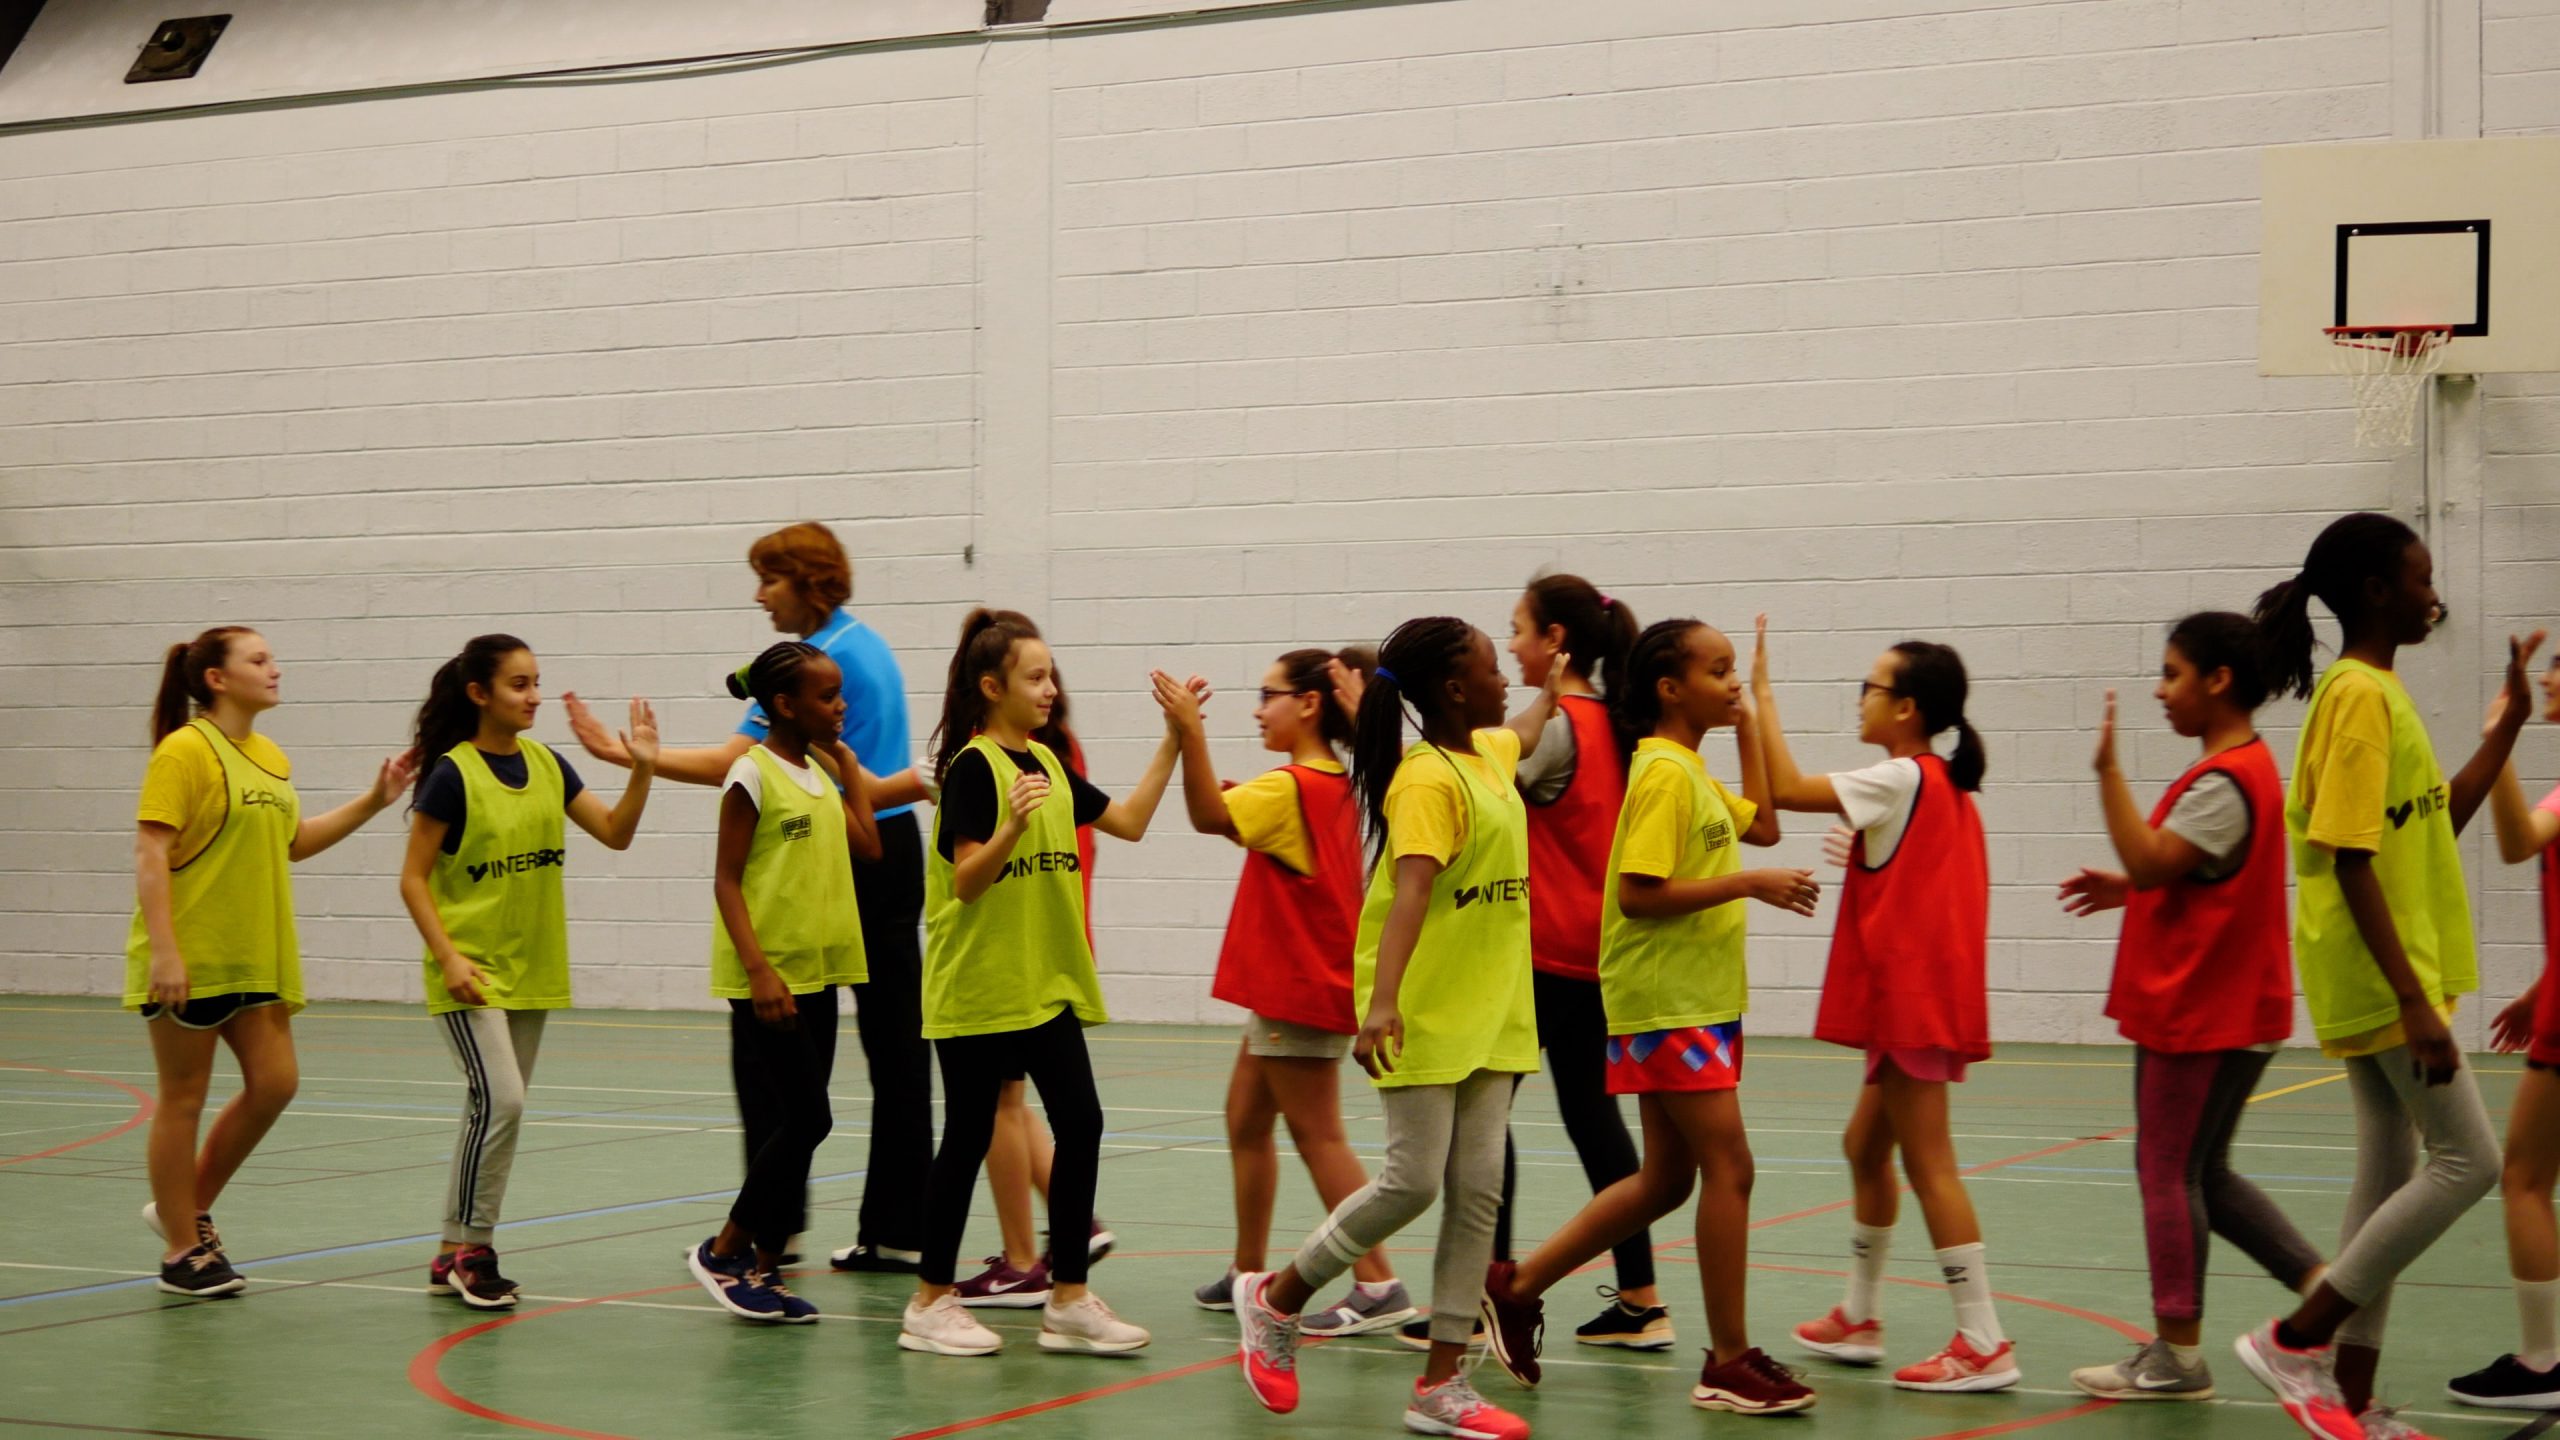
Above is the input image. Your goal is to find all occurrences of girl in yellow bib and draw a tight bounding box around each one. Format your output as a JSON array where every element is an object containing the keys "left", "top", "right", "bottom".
[
  {"left": 900, "top": 608, "right": 1183, "bottom": 1360},
  {"left": 1235, "top": 616, "right": 1562, "bottom": 1440},
  {"left": 2232, "top": 512, "right": 2539, "bottom": 1440},
  {"left": 129, "top": 626, "right": 417, "bottom": 1298},
  {"left": 396, "top": 634, "right": 660, "bottom": 1310},
  {"left": 685, "top": 641, "right": 880, "bottom": 1324},
  {"left": 1478, "top": 618, "right": 1820, "bottom": 1415}
]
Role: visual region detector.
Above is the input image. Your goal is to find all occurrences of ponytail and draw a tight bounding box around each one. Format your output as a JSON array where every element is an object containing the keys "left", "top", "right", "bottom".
[
  {"left": 150, "top": 626, "right": 254, "bottom": 744},
  {"left": 725, "top": 640, "right": 826, "bottom": 731},
  {"left": 1888, "top": 640, "right": 1984, "bottom": 792},
  {"left": 1610, "top": 619, "right": 1704, "bottom": 765},
  {"left": 1522, "top": 573, "right": 1639, "bottom": 701},
  {"left": 408, "top": 634, "right": 532, "bottom": 804},
  {"left": 1278, "top": 645, "right": 1374, "bottom": 753},
  {"left": 1352, "top": 617, "right": 1478, "bottom": 858},
  {"left": 930, "top": 607, "right": 1044, "bottom": 784},
  {"left": 2250, "top": 511, "right": 2420, "bottom": 701}
]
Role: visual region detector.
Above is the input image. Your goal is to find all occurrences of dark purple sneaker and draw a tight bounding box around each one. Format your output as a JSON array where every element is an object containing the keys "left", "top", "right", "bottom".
[{"left": 956, "top": 1254, "right": 1052, "bottom": 1310}]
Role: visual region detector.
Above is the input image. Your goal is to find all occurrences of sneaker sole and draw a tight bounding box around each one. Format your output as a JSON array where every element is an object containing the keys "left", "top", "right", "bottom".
[
  {"left": 682, "top": 1245, "right": 785, "bottom": 1323},
  {"left": 1196, "top": 1297, "right": 1237, "bottom": 1312},
  {"left": 451, "top": 1285, "right": 522, "bottom": 1311},
  {"left": 2072, "top": 1377, "right": 2214, "bottom": 1402},
  {"left": 1090, "top": 1231, "right": 1117, "bottom": 1264},
  {"left": 1400, "top": 1410, "right": 1511, "bottom": 1438},
  {"left": 830, "top": 1250, "right": 921, "bottom": 1274},
  {"left": 1476, "top": 1295, "right": 1540, "bottom": 1390},
  {"left": 898, "top": 1329, "right": 1002, "bottom": 1357},
  {"left": 1796, "top": 1335, "right": 1884, "bottom": 1366},
  {"left": 2448, "top": 1386, "right": 2560, "bottom": 1410},
  {"left": 1894, "top": 1368, "right": 2021, "bottom": 1394},
  {"left": 1396, "top": 1330, "right": 1487, "bottom": 1353},
  {"left": 1579, "top": 1330, "right": 1679, "bottom": 1351},
  {"left": 155, "top": 1276, "right": 246, "bottom": 1298},
  {"left": 141, "top": 1202, "right": 165, "bottom": 1242},
  {"left": 1693, "top": 1387, "right": 1820, "bottom": 1414},
  {"left": 1305, "top": 1305, "right": 1421, "bottom": 1338},
  {"left": 958, "top": 1290, "right": 1053, "bottom": 1310},
  {"left": 1038, "top": 1329, "right": 1150, "bottom": 1354}
]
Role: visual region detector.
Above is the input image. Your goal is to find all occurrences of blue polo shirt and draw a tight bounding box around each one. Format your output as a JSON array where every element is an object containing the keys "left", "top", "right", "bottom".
[{"left": 736, "top": 606, "right": 915, "bottom": 820}]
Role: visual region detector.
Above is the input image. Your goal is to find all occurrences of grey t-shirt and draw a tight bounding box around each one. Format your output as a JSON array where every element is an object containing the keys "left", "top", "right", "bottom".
[
  {"left": 2160, "top": 771, "right": 2250, "bottom": 882},
  {"left": 1516, "top": 712, "right": 1579, "bottom": 805}
]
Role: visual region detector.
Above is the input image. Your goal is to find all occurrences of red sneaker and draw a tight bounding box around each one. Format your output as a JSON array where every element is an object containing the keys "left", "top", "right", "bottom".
[
  {"left": 1694, "top": 1347, "right": 1819, "bottom": 1414},
  {"left": 1234, "top": 1271, "right": 1301, "bottom": 1415},
  {"left": 1893, "top": 1332, "right": 2020, "bottom": 1392},
  {"left": 1793, "top": 1306, "right": 1884, "bottom": 1365},
  {"left": 1405, "top": 1372, "right": 1530, "bottom": 1439}
]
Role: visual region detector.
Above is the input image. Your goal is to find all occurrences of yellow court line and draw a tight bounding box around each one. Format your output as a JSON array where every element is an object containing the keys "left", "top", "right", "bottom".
[{"left": 2250, "top": 1070, "right": 2353, "bottom": 1103}]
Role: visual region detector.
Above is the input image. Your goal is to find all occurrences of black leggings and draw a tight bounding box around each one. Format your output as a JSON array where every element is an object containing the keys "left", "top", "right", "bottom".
[
  {"left": 849, "top": 812, "right": 934, "bottom": 1254},
  {"left": 727, "top": 985, "right": 838, "bottom": 1255},
  {"left": 922, "top": 1006, "right": 1105, "bottom": 1287},
  {"left": 1492, "top": 970, "right": 1654, "bottom": 1291}
]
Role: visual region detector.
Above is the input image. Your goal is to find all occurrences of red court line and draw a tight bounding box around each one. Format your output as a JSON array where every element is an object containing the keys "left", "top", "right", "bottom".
[
  {"left": 408, "top": 1283, "right": 697, "bottom": 1440},
  {"left": 0, "top": 1062, "right": 156, "bottom": 1167},
  {"left": 887, "top": 1355, "right": 1237, "bottom": 1440},
  {"left": 1922, "top": 1400, "right": 2115, "bottom": 1439}
]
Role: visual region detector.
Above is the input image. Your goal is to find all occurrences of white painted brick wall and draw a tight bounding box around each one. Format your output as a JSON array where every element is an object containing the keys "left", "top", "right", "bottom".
[{"left": 2, "top": 0, "right": 2551, "bottom": 1046}]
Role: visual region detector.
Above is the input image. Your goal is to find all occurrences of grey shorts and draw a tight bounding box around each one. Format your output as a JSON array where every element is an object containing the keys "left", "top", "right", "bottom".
[{"left": 1245, "top": 1013, "right": 1351, "bottom": 1061}]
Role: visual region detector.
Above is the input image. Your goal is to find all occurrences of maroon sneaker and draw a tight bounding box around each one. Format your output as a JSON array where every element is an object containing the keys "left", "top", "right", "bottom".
[
  {"left": 956, "top": 1254, "right": 1052, "bottom": 1309},
  {"left": 1694, "top": 1347, "right": 1819, "bottom": 1414},
  {"left": 1478, "top": 1259, "right": 1546, "bottom": 1389}
]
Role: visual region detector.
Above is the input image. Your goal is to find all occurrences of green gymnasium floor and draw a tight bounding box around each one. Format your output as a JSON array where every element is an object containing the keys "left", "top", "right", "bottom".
[{"left": 0, "top": 999, "right": 2528, "bottom": 1440}]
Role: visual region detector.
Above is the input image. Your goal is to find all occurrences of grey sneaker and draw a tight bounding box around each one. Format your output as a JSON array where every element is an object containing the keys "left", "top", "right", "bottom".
[
  {"left": 2073, "top": 1338, "right": 2215, "bottom": 1400},
  {"left": 1303, "top": 1280, "right": 1420, "bottom": 1338},
  {"left": 1404, "top": 1372, "right": 1527, "bottom": 1438},
  {"left": 2359, "top": 1403, "right": 2433, "bottom": 1440},
  {"left": 1195, "top": 1267, "right": 1237, "bottom": 1311}
]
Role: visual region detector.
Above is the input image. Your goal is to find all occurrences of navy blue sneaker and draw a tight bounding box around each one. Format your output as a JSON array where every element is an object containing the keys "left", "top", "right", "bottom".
[
  {"left": 684, "top": 1239, "right": 786, "bottom": 1322},
  {"left": 762, "top": 1271, "right": 820, "bottom": 1324}
]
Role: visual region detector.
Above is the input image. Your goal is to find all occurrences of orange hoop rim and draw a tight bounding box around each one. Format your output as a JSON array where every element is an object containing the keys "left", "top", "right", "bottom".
[{"left": 2325, "top": 323, "right": 2455, "bottom": 355}]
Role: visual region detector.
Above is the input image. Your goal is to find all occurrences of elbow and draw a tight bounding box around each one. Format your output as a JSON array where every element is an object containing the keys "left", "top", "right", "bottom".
[{"left": 604, "top": 833, "right": 635, "bottom": 853}]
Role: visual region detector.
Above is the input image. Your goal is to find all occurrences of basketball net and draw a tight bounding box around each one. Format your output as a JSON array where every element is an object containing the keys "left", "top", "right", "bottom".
[{"left": 2327, "top": 325, "right": 2450, "bottom": 448}]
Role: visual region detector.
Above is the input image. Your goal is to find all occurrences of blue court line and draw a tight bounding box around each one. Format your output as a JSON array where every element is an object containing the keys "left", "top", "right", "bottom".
[{"left": 0, "top": 1166, "right": 869, "bottom": 1309}]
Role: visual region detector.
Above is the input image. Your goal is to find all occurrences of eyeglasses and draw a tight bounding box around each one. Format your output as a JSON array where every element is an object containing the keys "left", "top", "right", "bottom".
[{"left": 1857, "top": 681, "right": 1902, "bottom": 700}]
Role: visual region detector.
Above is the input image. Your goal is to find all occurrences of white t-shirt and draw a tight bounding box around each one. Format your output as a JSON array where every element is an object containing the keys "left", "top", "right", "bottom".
[
  {"left": 722, "top": 747, "right": 827, "bottom": 813},
  {"left": 1832, "top": 756, "right": 1923, "bottom": 867}
]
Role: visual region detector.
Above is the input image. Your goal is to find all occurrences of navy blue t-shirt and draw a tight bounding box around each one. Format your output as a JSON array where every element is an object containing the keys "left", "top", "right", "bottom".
[{"left": 416, "top": 747, "right": 586, "bottom": 854}]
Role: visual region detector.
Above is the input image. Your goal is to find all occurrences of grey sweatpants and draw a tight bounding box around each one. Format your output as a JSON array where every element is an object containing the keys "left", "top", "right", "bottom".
[
  {"left": 437, "top": 1008, "right": 548, "bottom": 1246},
  {"left": 2328, "top": 1044, "right": 2499, "bottom": 1348},
  {"left": 1291, "top": 1067, "right": 1514, "bottom": 1344}
]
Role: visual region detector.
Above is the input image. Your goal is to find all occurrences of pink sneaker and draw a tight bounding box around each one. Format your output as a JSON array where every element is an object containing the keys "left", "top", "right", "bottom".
[
  {"left": 1793, "top": 1306, "right": 1884, "bottom": 1365},
  {"left": 1893, "top": 1332, "right": 2020, "bottom": 1392},
  {"left": 2233, "top": 1320, "right": 2368, "bottom": 1440},
  {"left": 1405, "top": 1372, "right": 1530, "bottom": 1438},
  {"left": 1234, "top": 1271, "right": 1301, "bottom": 1415}
]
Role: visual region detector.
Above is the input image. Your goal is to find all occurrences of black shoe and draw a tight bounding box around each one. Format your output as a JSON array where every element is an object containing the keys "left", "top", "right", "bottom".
[
  {"left": 446, "top": 1245, "right": 521, "bottom": 1310},
  {"left": 2450, "top": 1354, "right": 2560, "bottom": 1409},
  {"left": 158, "top": 1244, "right": 247, "bottom": 1298},
  {"left": 1575, "top": 1287, "right": 1677, "bottom": 1350},
  {"left": 828, "top": 1243, "right": 920, "bottom": 1274},
  {"left": 1396, "top": 1314, "right": 1488, "bottom": 1351}
]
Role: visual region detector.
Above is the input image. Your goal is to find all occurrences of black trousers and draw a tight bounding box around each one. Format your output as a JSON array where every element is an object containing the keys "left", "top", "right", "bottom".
[
  {"left": 729, "top": 986, "right": 838, "bottom": 1254},
  {"left": 849, "top": 810, "right": 933, "bottom": 1253},
  {"left": 1492, "top": 969, "right": 1655, "bottom": 1291},
  {"left": 921, "top": 1007, "right": 1105, "bottom": 1286}
]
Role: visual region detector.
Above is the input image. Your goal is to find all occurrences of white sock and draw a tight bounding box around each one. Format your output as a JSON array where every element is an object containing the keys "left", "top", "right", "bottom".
[
  {"left": 1843, "top": 1223, "right": 1893, "bottom": 1325},
  {"left": 1356, "top": 1279, "right": 1400, "bottom": 1298},
  {"left": 2520, "top": 1277, "right": 2560, "bottom": 1371},
  {"left": 1937, "top": 1241, "right": 2006, "bottom": 1351},
  {"left": 2167, "top": 1341, "right": 2203, "bottom": 1367}
]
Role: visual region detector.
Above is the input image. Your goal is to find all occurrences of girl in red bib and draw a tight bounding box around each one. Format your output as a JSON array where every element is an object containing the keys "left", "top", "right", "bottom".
[
  {"left": 1159, "top": 646, "right": 1416, "bottom": 1337},
  {"left": 2450, "top": 645, "right": 2560, "bottom": 1409},
  {"left": 2055, "top": 613, "right": 2323, "bottom": 1400},
  {"left": 1491, "top": 573, "right": 1671, "bottom": 1347},
  {"left": 1755, "top": 619, "right": 2017, "bottom": 1393}
]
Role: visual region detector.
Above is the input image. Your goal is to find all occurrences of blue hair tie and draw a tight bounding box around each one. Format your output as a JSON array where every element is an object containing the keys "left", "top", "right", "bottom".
[{"left": 1374, "top": 666, "right": 1399, "bottom": 686}]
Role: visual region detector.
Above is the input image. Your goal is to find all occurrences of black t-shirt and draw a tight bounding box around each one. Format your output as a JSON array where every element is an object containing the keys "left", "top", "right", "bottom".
[
  {"left": 935, "top": 745, "right": 1108, "bottom": 863},
  {"left": 416, "top": 747, "right": 586, "bottom": 854}
]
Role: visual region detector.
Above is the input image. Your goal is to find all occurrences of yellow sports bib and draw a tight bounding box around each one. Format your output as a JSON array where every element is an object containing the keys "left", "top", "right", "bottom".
[
  {"left": 425, "top": 741, "right": 572, "bottom": 1015},
  {"left": 712, "top": 745, "right": 865, "bottom": 997},
  {"left": 125, "top": 719, "right": 303, "bottom": 1011},
  {"left": 1598, "top": 740, "right": 1753, "bottom": 1034},
  {"left": 923, "top": 735, "right": 1107, "bottom": 1039},
  {"left": 1354, "top": 741, "right": 1538, "bottom": 1088}
]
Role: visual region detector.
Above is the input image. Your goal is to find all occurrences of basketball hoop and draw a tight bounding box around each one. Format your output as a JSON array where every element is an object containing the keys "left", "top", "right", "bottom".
[{"left": 2326, "top": 324, "right": 2452, "bottom": 447}]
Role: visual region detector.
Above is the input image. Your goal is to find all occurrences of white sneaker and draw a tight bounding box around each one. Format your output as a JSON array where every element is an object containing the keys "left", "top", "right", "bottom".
[
  {"left": 899, "top": 1292, "right": 1003, "bottom": 1356},
  {"left": 1039, "top": 1291, "right": 1151, "bottom": 1354}
]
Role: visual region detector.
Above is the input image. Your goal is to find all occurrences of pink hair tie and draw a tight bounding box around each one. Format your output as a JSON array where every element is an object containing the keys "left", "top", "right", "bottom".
[{"left": 1600, "top": 594, "right": 1617, "bottom": 608}]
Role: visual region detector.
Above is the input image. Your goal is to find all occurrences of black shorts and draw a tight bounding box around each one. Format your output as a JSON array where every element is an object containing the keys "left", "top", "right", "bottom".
[{"left": 140, "top": 992, "right": 283, "bottom": 1030}]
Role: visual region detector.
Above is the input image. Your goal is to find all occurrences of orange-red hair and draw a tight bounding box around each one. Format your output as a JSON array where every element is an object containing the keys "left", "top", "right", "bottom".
[{"left": 747, "top": 521, "right": 852, "bottom": 613}]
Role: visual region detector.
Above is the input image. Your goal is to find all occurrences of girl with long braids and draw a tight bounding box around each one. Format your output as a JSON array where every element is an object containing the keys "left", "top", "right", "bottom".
[
  {"left": 1757, "top": 618, "right": 2018, "bottom": 1393},
  {"left": 686, "top": 640, "right": 880, "bottom": 1325},
  {"left": 1233, "top": 616, "right": 1562, "bottom": 1440},
  {"left": 1165, "top": 645, "right": 1416, "bottom": 1336},
  {"left": 130, "top": 626, "right": 417, "bottom": 1296},
  {"left": 1477, "top": 617, "right": 1820, "bottom": 1415},
  {"left": 396, "top": 635, "right": 660, "bottom": 1309},
  {"left": 2231, "top": 512, "right": 2537, "bottom": 1440}
]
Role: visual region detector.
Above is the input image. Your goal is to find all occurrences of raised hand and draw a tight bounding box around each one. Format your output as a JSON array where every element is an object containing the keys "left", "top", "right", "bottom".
[
  {"left": 1750, "top": 613, "right": 1772, "bottom": 693},
  {"left": 1005, "top": 769, "right": 1051, "bottom": 828},
  {"left": 622, "top": 697, "right": 660, "bottom": 772},
  {"left": 1151, "top": 669, "right": 1204, "bottom": 732},
  {"left": 2092, "top": 688, "right": 2119, "bottom": 774},
  {"left": 559, "top": 692, "right": 633, "bottom": 765},
  {"left": 2500, "top": 631, "right": 2550, "bottom": 734},
  {"left": 2058, "top": 867, "right": 2131, "bottom": 916},
  {"left": 374, "top": 750, "right": 421, "bottom": 808},
  {"left": 1327, "top": 658, "right": 1366, "bottom": 719}
]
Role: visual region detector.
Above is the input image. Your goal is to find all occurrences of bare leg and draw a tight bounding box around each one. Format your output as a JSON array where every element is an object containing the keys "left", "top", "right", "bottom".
[
  {"left": 1878, "top": 1069, "right": 1979, "bottom": 1248},
  {"left": 1844, "top": 1082, "right": 1899, "bottom": 1229},
  {"left": 1227, "top": 1046, "right": 1281, "bottom": 1273},
  {"left": 1513, "top": 1097, "right": 1694, "bottom": 1299},
  {"left": 145, "top": 1018, "right": 220, "bottom": 1262},
  {"left": 195, "top": 1005, "right": 299, "bottom": 1212},
  {"left": 2504, "top": 1066, "right": 2560, "bottom": 1287},
  {"left": 1660, "top": 1091, "right": 1756, "bottom": 1364},
  {"left": 987, "top": 1080, "right": 1040, "bottom": 1268}
]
